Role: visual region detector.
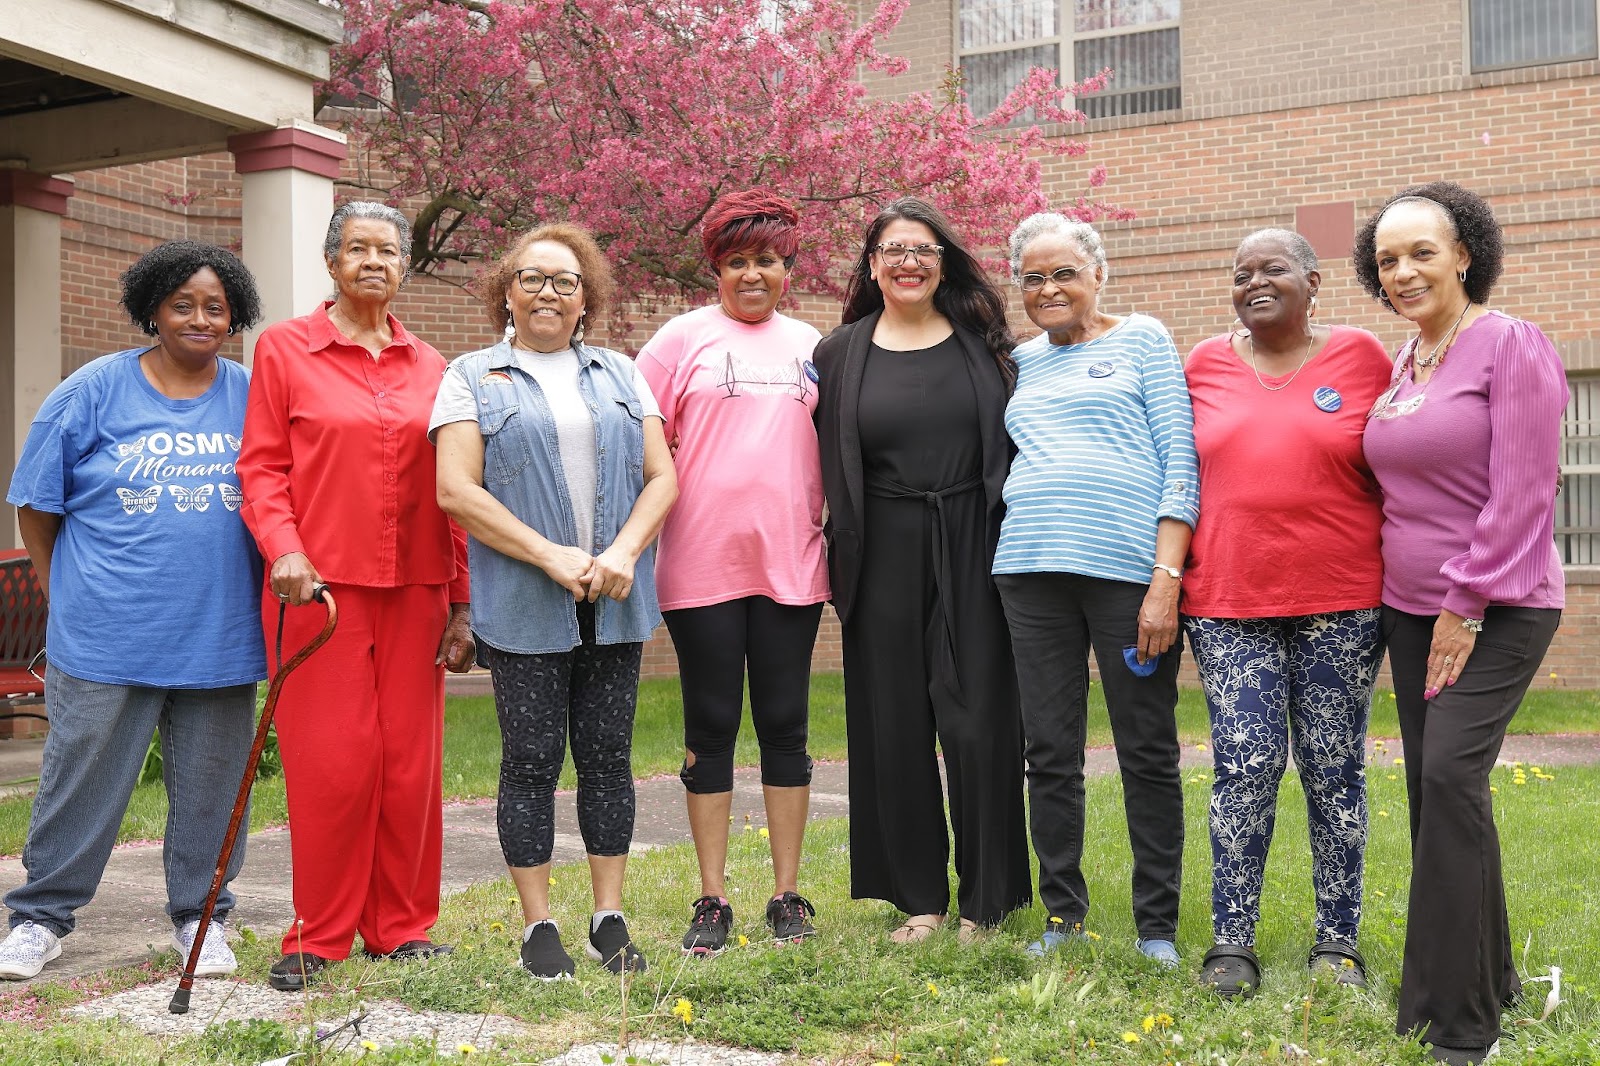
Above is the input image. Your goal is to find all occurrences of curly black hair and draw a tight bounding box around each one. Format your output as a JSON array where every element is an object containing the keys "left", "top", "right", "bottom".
[
  {"left": 120, "top": 240, "right": 263, "bottom": 336},
  {"left": 1352, "top": 181, "right": 1504, "bottom": 313}
]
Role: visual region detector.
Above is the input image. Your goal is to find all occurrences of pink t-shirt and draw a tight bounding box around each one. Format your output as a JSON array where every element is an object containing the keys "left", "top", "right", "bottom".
[{"left": 637, "top": 305, "right": 829, "bottom": 610}]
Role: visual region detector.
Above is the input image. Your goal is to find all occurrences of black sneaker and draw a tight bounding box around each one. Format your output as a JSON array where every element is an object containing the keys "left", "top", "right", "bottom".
[
  {"left": 585, "top": 914, "right": 648, "bottom": 974},
  {"left": 267, "top": 952, "right": 332, "bottom": 992},
  {"left": 682, "top": 895, "right": 733, "bottom": 957},
  {"left": 765, "top": 892, "right": 816, "bottom": 944},
  {"left": 519, "top": 922, "right": 575, "bottom": 981}
]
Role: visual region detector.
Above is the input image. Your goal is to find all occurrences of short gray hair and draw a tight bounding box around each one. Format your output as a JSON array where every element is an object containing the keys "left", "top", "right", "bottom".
[
  {"left": 323, "top": 201, "right": 413, "bottom": 262},
  {"left": 1236, "top": 228, "right": 1318, "bottom": 275},
  {"left": 1008, "top": 213, "right": 1107, "bottom": 281}
]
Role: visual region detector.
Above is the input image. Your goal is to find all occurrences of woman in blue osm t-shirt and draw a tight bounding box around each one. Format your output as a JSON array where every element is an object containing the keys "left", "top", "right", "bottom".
[{"left": 0, "top": 242, "right": 267, "bottom": 984}]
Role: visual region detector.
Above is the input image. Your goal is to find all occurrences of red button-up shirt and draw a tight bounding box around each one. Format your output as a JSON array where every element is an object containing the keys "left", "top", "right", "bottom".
[{"left": 238, "top": 303, "right": 468, "bottom": 600}]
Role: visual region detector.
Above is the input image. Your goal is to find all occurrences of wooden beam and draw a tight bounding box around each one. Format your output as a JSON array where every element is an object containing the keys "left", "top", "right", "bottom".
[{"left": 0, "top": 96, "right": 234, "bottom": 173}]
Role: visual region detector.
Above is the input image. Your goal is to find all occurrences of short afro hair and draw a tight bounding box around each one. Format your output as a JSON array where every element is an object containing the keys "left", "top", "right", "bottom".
[
  {"left": 1352, "top": 181, "right": 1504, "bottom": 313},
  {"left": 120, "top": 241, "right": 262, "bottom": 336}
]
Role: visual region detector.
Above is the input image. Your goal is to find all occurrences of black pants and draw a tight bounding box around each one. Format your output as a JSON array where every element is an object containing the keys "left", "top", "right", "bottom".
[
  {"left": 663, "top": 596, "right": 823, "bottom": 793},
  {"left": 480, "top": 603, "right": 642, "bottom": 867},
  {"left": 996, "top": 572, "right": 1185, "bottom": 940},
  {"left": 1385, "top": 605, "right": 1560, "bottom": 1052},
  {"left": 843, "top": 491, "right": 1031, "bottom": 925}
]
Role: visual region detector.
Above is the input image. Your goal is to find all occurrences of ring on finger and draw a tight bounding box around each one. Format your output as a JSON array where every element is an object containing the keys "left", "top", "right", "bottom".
[{"left": 1444, "top": 655, "right": 1455, "bottom": 665}]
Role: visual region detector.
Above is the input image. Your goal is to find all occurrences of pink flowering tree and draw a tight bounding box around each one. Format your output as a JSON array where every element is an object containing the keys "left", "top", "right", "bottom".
[{"left": 325, "top": 0, "right": 1127, "bottom": 314}]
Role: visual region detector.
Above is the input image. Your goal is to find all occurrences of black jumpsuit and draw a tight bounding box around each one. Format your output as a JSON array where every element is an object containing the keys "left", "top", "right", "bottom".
[{"left": 843, "top": 335, "right": 1032, "bottom": 924}]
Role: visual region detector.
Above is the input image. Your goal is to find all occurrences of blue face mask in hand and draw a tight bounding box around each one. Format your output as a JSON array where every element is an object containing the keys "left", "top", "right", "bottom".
[{"left": 1123, "top": 646, "right": 1160, "bottom": 677}]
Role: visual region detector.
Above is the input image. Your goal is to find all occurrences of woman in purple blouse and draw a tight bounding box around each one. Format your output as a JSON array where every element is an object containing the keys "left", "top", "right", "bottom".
[{"left": 1354, "top": 182, "right": 1567, "bottom": 1066}]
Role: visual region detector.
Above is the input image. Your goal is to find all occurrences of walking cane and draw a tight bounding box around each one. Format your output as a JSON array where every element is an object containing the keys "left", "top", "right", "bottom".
[{"left": 170, "top": 584, "right": 338, "bottom": 1014}]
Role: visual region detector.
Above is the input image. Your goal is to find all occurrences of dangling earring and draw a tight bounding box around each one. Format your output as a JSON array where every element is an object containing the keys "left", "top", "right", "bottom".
[
  {"left": 573, "top": 311, "right": 587, "bottom": 344},
  {"left": 503, "top": 305, "right": 515, "bottom": 342},
  {"left": 1307, "top": 293, "right": 1319, "bottom": 319}
]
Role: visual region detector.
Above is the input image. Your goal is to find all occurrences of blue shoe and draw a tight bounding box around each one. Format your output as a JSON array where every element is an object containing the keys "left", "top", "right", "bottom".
[
  {"left": 1137, "top": 938, "right": 1181, "bottom": 968},
  {"left": 1026, "top": 923, "right": 1087, "bottom": 957}
]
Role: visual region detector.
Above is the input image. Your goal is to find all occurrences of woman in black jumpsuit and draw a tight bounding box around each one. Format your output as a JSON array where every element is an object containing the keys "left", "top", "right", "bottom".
[{"left": 814, "top": 198, "right": 1031, "bottom": 941}]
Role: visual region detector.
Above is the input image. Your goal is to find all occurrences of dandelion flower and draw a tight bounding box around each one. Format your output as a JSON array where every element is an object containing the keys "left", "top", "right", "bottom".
[
  {"left": 1155, "top": 1012, "right": 1174, "bottom": 1027},
  {"left": 361, "top": 1040, "right": 379, "bottom": 1051},
  {"left": 738, "top": 934, "right": 749, "bottom": 947},
  {"left": 759, "top": 827, "right": 770, "bottom": 839},
  {"left": 1374, "top": 889, "right": 1387, "bottom": 898},
  {"left": 488, "top": 921, "right": 504, "bottom": 933},
  {"left": 1050, "top": 916, "right": 1065, "bottom": 926},
  {"left": 673, "top": 997, "right": 694, "bottom": 1024},
  {"left": 1392, "top": 757, "right": 1404, "bottom": 766},
  {"left": 1377, "top": 810, "right": 1390, "bottom": 818},
  {"left": 1531, "top": 766, "right": 1543, "bottom": 774},
  {"left": 1122, "top": 1031, "right": 1141, "bottom": 1043},
  {"left": 927, "top": 981, "right": 940, "bottom": 997},
  {"left": 548, "top": 877, "right": 557, "bottom": 886},
  {"left": 1490, "top": 786, "right": 1499, "bottom": 794},
  {"left": 457, "top": 1044, "right": 478, "bottom": 1056},
  {"left": 1142, "top": 1015, "right": 1156, "bottom": 1033},
  {"left": 991, "top": 1058, "right": 1010, "bottom": 1065},
  {"left": 1086, "top": 930, "right": 1102, "bottom": 941}
]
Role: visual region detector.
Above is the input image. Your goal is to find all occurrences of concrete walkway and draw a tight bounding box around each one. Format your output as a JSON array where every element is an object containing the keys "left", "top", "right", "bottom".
[{"left": 1, "top": 733, "right": 1599, "bottom": 985}]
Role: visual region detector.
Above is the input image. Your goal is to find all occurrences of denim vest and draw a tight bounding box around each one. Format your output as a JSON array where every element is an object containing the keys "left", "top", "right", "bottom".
[{"left": 459, "top": 340, "right": 660, "bottom": 654}]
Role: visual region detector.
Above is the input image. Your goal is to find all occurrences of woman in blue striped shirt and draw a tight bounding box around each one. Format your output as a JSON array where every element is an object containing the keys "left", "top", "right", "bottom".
[{"left": 992, "top": 213, "right": 1198, "bottom": 966}]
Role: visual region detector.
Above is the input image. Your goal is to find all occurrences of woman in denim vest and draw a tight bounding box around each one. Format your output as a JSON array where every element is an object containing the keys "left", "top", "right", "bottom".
[{"left": 432, "top": 223, "right": 677, "bottom": 980}]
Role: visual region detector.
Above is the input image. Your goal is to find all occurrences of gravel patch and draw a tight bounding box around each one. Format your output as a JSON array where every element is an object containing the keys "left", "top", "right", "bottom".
[
  {"left": 542, "top": 1040, "right": 791, "bottom": 1066},
  {"left": 66, "top": 980, "right": 528, "bottom": 1050}
]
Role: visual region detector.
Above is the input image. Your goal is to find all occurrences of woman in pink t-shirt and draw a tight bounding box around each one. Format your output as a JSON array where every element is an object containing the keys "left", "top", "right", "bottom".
[
  {"left": 1183, "top": 229, "right": 1392, "bottom": 999},
  {"left": 636, "top": 191, "right": 829, "bottom": 955}
]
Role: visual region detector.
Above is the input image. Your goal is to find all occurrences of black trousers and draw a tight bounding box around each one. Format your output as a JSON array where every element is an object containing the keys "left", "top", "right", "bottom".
[
  {"left": 843, "top": 491, "right": 1031, "bottom": 925},
  {"left": 1385, "top": 605, "right": 1560, "bottom": 1052},
  {"left": 663, "top": 596, "right": 823, "bottom": 793},
  {"left": 996, "top": 572, "right": 1185, "bottom": 940}
]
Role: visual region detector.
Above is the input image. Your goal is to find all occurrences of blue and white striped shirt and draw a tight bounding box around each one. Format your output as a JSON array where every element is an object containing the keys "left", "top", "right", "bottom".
[{"left": 994, "top": 313, "right": 1199, "bottom": 583}]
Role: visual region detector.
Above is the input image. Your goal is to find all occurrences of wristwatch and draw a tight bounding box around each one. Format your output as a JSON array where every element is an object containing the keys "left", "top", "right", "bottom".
[{"left": 1151, "top": 564, "right": 1183, "bottom": 580}]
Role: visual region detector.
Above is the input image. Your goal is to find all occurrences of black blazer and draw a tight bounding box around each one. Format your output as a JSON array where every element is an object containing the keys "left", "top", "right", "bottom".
[{"left": 813, "top": 310, "right": 1014, "bottom": 624}]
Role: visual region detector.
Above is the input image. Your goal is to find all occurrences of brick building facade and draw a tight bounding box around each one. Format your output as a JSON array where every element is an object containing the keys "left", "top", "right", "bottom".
[{"left": 44, "top": 0, "right": 1600, "bottom": 687}]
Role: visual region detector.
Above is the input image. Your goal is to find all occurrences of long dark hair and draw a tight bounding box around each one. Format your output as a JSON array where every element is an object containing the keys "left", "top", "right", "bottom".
[{"left": 841, "top": 197, "right": 1016, "bottom": 384}]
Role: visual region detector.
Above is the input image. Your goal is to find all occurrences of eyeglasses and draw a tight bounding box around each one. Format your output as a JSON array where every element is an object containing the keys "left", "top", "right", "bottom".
[
  {"left": 1018, "top": 266, "right": 1084, "bottom": 292},
  {"left": 515, "top": 268, "right": 582, "bottom": 296},
  {"left": 874, "top": 243, "right": 944, "bottom": 267}
]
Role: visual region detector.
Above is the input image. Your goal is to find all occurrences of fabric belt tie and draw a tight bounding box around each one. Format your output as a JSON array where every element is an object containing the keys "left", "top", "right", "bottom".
[{"left": 865, "top": 471, "right": 983, "bottom": 705}]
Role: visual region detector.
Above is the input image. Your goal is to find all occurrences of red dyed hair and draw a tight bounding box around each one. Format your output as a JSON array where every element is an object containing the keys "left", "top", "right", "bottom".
[{"left": 701, "top": 190, "right": 801, "bottom": 268}]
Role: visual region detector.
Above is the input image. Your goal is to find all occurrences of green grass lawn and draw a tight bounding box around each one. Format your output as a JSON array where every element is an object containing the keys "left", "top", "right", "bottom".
[
  {"left": 3, "top": 763, "right": 1596, "bottom": 1064},
  {"left": 1, "top": 677, "right": 1596, "bottom": 858}
]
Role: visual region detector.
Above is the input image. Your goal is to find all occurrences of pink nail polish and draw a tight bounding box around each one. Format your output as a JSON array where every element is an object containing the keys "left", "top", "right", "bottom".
[
  {"left": 1446, "top": 677, "right": 1456, "bottom": 687},
  {"left": 1424, "top": 688, "right": 1438, "bottom": 700}
]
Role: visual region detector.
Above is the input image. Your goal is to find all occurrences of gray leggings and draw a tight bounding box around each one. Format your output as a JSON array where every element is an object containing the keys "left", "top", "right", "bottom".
[{"left": 479, "top": 606, "right": 641, "bottom": 867}]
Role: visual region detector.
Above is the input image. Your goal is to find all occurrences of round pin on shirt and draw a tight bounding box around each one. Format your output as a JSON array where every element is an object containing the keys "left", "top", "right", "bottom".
[
  {"left": 1087, "top": 360, "right": 1115, "bottom": 378},
  {"left": 1313, "top": 386, "right": 1342, "bottom": 413}
]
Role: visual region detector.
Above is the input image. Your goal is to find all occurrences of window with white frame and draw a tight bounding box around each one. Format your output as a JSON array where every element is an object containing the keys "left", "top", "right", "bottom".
[
  {"left": 957, "top": 0, "right": 1180, "bottom": 121},
  {"left": 1469, "top": 0, "right": 1598, "bottom": 72},
  {"left": 1560, "top": 376, "right": 1600, "bottom": 566}
]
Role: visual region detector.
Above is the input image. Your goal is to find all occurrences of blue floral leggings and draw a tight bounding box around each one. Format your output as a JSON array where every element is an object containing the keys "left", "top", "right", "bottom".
[{"left": 1182, "top": 609, "right": 1384, "bottom": 947}]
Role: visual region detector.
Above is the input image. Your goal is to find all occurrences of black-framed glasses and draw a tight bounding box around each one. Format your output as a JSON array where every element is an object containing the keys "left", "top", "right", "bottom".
[
  {"left": 515, "top": 268, "right": 582, "bottom": 295},
  {"left": 1018, "top": 266, "right": 1083, "bottom": 292},
  {"left": 874, "top": 243, "right": 944, "bottom": 267}
]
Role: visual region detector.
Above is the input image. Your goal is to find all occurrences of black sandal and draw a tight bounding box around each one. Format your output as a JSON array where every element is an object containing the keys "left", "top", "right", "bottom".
[
  {"left": 1199, "top": 943, "right": 1261, "bottom": 999},
  {"left": 1307, "top": 940, "right": 1368, "bottom": 988}
]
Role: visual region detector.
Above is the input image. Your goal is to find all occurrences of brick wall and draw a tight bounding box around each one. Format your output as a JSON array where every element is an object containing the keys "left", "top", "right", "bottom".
[{"left": 44, "top": 0, "right": 1600, "bottom": 687}]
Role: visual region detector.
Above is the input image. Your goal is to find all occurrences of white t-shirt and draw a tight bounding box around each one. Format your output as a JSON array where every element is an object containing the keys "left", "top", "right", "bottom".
[{"left": 430, "top": 346, "right": 660, "bottom": 554}]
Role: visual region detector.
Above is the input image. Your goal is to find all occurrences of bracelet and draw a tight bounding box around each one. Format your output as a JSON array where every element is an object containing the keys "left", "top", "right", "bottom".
[
  {"left": 1151, "top": 563, "right": 1183, "bottom": 580},
  {"left": 1460, "top": 617, "right": 1484, "bottom": 633}
]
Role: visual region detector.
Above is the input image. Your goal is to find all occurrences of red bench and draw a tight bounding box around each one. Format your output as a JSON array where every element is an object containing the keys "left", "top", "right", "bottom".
[{"left": 0, "top": 549, "right": 47, "bottom": 738}]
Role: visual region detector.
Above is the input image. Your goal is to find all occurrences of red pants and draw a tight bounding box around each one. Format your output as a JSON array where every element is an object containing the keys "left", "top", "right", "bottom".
[{"left": 264, "top": 582, "right": 447, "bottom": 958}]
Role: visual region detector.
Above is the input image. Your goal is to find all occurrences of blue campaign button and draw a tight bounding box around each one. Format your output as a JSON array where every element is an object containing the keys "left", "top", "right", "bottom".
[
  {"left": 803, "top": 360, "right": 819, "bottom": 383},
  {"left": 1087, "top": 360, "right": 1115, "bottom": 378},
  {"left": 1313, "top": 386, "right": 1342, "bottom": 412}
]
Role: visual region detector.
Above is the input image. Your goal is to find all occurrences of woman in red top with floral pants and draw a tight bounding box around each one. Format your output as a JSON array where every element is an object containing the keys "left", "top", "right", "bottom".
[{"left": 238, "top": 202, "right": 475, "bottom": 991}]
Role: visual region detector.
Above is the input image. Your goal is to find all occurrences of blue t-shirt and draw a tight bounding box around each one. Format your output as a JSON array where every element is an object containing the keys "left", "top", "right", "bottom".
[{"left": 7, "top": 348, "right": 267, "bottom": 687}]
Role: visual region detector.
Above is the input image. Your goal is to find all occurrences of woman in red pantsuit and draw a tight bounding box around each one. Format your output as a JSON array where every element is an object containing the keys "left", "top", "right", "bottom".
[{"left": 238, "top": 202, "right": 475, "bottom": 991}]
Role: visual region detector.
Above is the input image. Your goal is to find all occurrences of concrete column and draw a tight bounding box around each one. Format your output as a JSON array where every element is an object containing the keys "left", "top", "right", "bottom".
[
  {"left": 0, "top": 171, "right": 73, "bottom": 549},
  {"left": 229, "top": 120, "right": 348, "bottom": 364}
]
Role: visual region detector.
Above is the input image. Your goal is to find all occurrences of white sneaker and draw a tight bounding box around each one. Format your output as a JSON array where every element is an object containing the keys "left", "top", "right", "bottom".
[
  {"left": 172, "top": 919, "right": 238, "bottom": 977},
  {"left": 0, "top": 920, "right": 62, "bottom": 980}
]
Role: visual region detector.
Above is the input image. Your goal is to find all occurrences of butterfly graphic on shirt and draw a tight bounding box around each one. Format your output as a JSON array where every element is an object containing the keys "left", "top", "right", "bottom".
[
  {"left": 115, "top": 486, "right": 161, "bottom": 515},
  {"left": 116, "top": 437, "right": 147, "bottom": 458},
  {"left": 225, "top": 434, "right": 242, "bottom": 450},
  {"left": 219, "top": 483, "right": 242, "bottom": 511},
  {"left": 168, "top": 484, "right": 214, "bottom": 513}
]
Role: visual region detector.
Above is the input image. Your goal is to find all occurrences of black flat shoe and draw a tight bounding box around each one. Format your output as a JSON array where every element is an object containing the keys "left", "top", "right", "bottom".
[
  {"left": 268, "top": 952, "right": 332, "bottom": 991},
  {"left": 1307, "top": 940, "right": 1369, "bottom": 988},
  {"left": 365, "top": 939, "right": 453, "bottom": 961},
  {"left": 1199, "top": 943, "right": 1261, "bottom": 999},
  {"left": 1428, "top": 1044, "right": 1490, "bottom": 1065}
]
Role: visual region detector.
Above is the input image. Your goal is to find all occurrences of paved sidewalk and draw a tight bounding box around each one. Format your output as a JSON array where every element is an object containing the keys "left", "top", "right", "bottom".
[{"left": 2, "top": 733, "right": 1599, "bottom": 985}]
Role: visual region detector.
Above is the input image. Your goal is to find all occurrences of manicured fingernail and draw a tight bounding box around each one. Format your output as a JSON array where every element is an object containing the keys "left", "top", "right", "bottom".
[
  {"left": 1424, "top": 688, "right": 1438, "bottom": 700},
  {"left": 1446, "top": 677, "right": 1456, "bottom": 687}
]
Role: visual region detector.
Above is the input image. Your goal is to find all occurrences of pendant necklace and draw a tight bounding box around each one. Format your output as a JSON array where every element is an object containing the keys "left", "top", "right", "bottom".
[
  {"left": 1247, "top": 325, "right": 1316, "bottom": 391},
  {"left": 1413, "top": 301, "right": 1472, "bottom": 369}
]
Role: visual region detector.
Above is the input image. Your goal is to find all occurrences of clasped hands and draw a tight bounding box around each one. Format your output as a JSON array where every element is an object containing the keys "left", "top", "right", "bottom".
[{"left": 541, "top": 544, "right": 637, "bottom": 603}]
